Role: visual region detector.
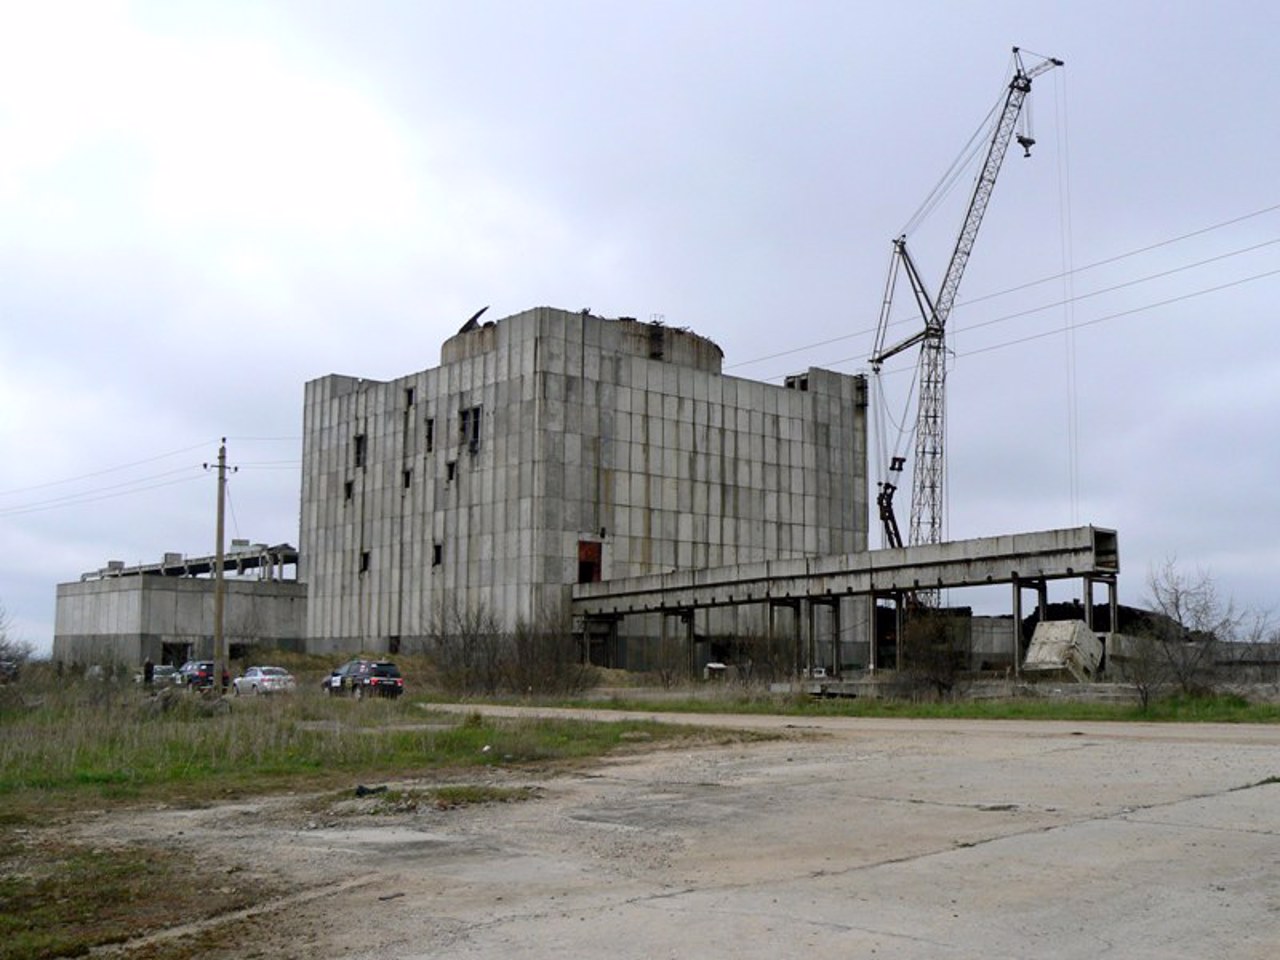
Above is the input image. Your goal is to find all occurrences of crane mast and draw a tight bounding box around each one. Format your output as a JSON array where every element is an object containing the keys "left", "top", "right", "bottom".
[{"left": 871, "top": 47, "right": 1062, "bottom": 554}]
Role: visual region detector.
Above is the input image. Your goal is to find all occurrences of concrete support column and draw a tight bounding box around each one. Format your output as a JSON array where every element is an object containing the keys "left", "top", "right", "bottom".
[
  {"left": 866, "top": 594, "right": 878, "bottom": 672},
  {"left": 1036, "top": 580, "right": 1048, "bottom": 622},
  {"left": 1012, "top": 576, "right": 1022, "bottom": 679},
  {"left": 1108, "top": 578, "right": 1119, "bottom": 639},
  {"left": 894, "top": 593, "right": 905, "bottom": 672},
  {"left": 1083, "top": 578, "right": 1096, "bottom": 631},
  {"left": 684, "top": 610, "right": 696, "bottom": 678},
  {"left": 805, "top": 600, "right": 816, "bottom": 675},
  {"left": 659, "top": 611, "right": 669, "bottom": 677},
  {"left": 831, "top": 600, "right": 842, "bottom": 678}
]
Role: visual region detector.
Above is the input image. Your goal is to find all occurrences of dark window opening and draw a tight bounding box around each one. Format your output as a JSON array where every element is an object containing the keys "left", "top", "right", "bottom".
[
  {"left": 405, "top": 387, "right": 415, "bottom": 406},
  {"left": 344, "top": 480, "right": 354, "bottom": 501},
  {"left": 459, "top": 405, "right": 482, "bottom": 453},
  {"left": 446, "top": 460, "right": 456, "bottom": 482},
  {"left": 577, "top": 540, "right": 602, "bottom": 583},
  {"left": 432, "top": 543, "right": 443, "bottom": 566},
  {"left": 388, "top": 635, "right": 401, "bottom": 655},
  {"left": 425, "top": 417, "right": 435, "bottom": 452},
  {"left": 402, "top": 468, "right": 412, "bottom": 489},
  {"left": 784, "top": 374, "right": 809, "bottom": 392},
  {"left": 353, "top": 433, "right": 367, "bottom": 467},
  {"left": 648, "top": 321, "right": 665, "bottom": 360},
  {"left": 359, "top": 550, "right": 371, "bottom": 573}
]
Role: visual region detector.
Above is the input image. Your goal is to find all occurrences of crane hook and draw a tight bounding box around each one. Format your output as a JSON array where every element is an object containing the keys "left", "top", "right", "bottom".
[{"left": 1016, "top": 134, "right": 1036, "bottom": 158}]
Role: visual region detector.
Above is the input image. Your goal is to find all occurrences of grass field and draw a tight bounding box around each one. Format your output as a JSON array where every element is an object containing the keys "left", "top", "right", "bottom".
[
  {"left": 0, "top": 678, "right": 748, "bottom": 960},
  {"left": 567, "top": 689, "right": 1280, "bottom": 723}
]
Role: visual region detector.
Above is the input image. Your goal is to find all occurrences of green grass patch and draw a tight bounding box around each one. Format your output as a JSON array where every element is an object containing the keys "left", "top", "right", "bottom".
[
  {"left": 0, "top": 682, "right": 731, "bottom": 816},
  {"left": 563, "top": 691, "right": 1280, "bottom": 723},
  {"left": 0, "top": 837, "right": 282, "bottom": 960}
]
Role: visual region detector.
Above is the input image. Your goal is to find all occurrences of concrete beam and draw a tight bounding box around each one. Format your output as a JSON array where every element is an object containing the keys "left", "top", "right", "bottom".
[{"left": 572, "top": 526, "right": 1117, "bottom": 617}]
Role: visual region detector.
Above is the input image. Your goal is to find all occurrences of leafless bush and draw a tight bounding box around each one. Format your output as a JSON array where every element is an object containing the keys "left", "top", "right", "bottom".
[
  {"left": 427, "top": 597, "right": 508, "bottom": 696},
  {"left": 733, "top": 630, "right": 795, "bottom": 685},
  {"left": 1127, "top": 558, "right": 1272, "bottom": 704},
  {"left": 898, "top": 609, "right": 963, "bottom": 699},
  {"left": 508, "top": 605, "right": 597, "bottom": 696},
  {"left": 649, "top": 618, "right": 690, "bottom": 689},
  {"left": 0, "top": 602, "right": 34, "bottom": 666}
]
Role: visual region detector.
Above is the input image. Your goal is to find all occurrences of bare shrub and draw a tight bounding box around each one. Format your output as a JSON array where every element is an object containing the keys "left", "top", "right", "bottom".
[
  {"left": 508, "top": 605, "right": 597, "bottom": 696},
  {"left": 898, "top": 609, "right": 963, "bottom": 699},
  {"left": 0, "top": 601, "right": 34, "bottom": 666},
  {"left": 734, "top": 630, "right": 795, "bottom": 685},
  {"left": 1131, "top": 559, "right": 1232, "bottom": 698},
  {"left": 650, "top": 617, "right": 690, "bottom": 689},
  {"left": 427, "top": 597, "right": 508, "bottom": 696}
]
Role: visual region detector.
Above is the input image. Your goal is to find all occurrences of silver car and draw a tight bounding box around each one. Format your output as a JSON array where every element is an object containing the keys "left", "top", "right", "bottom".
[{"left": 232, "top": 665, "right": 297, "bottom": 696}]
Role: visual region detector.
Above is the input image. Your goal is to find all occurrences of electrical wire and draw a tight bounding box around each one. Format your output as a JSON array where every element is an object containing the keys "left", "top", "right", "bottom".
[
  {"left": 0, "top": 441, "right": 215, "bottom": 498},
  {"left": 762, "top": 258, "right": 1280, "bottom": 383},
  {"left": 726, "top": 202, "right": 1280, "bottom": 373},
  {"left": 1055, "top": 68, "right": 1081, "bottom": 526},
  {"left": 955, "top": 267, "right": 1280, "bottom": 361},
  {"left": 0, "top": 472, "right": 208, "bottom": 517}
]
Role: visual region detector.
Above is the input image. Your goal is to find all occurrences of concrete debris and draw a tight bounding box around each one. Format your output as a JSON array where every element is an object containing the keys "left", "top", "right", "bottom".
[{"left": 1022, "top": 620, "right": 1104, "bottom": 683}]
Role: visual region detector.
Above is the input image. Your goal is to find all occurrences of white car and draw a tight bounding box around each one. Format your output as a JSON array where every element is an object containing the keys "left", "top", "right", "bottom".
[{"left": 232, "top": 665, "right": 296, "bottom": 696}]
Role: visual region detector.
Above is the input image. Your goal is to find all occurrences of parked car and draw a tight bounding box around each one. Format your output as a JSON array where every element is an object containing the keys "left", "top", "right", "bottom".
[
  {"left": 323, "top": 659, "right": 404, "bottom": 699},
  {"left": 134, "top": 664, "right": 178, "bottom": 685},
  {"left": 177, "top": 660, "right": 230, "bottom": 691},
  {"left": 0, "top": 660, "right": 18, "bottom": 684},
  {"left": 232, "top": 665, "right": 296, "bottom": 696}
]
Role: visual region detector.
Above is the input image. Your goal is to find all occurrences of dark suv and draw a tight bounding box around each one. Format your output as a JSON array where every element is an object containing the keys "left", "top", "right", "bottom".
[
  {"left": 323, "top": 659, "right": 404, "bottom": 699},
  {"left": 177, "top": 660, "right": 230, "bottom": 691}
]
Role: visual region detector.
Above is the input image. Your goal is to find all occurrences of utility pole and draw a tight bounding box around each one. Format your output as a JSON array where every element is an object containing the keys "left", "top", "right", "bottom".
[{"left": 211, "top": 439, "right": 229, "bottom": 697}]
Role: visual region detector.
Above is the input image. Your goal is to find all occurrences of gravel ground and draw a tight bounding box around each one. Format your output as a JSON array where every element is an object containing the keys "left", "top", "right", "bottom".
[{"left": 86, "top": 709, "right": 1280, "bottom": 959}]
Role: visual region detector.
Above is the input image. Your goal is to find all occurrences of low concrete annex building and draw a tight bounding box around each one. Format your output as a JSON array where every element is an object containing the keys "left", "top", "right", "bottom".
[
  {"left": 53, "top": 543, "right": 305, "bottom": 667},
  {"left": 300, "top": 307, "right": 869, "bottom": 662}
]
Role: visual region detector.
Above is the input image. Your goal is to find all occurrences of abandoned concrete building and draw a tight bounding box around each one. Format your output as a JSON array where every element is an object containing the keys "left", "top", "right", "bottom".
[
  {"left": 53, "top": 306, "right": 1120, "bottom": 675},
  {"left": 300, "top": 307, "right": 869, "bottom": 664}
]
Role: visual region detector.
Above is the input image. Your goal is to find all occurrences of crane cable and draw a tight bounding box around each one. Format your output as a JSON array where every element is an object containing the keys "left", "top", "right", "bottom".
[
  {"left": 901, "top": 95, "right": 1003, "bottom": 237},
  {"left": 1054, "top": 68, "right": 1081, "bottom": 526}
]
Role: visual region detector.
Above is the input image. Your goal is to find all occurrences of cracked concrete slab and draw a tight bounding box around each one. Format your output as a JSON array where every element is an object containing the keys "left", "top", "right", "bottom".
[{"left": 85, "top": 711, "right": 1280, "bottom": 958}]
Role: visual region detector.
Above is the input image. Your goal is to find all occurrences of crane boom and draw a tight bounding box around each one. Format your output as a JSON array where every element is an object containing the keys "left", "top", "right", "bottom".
[{"left": 871, "top": 47, "right": 1062, "bottom": 554}]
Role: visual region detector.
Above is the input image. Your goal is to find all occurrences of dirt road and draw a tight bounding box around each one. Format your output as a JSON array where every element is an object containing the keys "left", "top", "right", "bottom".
[{"left": 91, "top": 710, "right": 1280, "bottom": 958}]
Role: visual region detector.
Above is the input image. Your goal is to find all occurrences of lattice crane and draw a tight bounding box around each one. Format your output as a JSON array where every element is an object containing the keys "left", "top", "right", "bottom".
[{"left": 871, "top": 47, "right": 1062, "bottom": 554}]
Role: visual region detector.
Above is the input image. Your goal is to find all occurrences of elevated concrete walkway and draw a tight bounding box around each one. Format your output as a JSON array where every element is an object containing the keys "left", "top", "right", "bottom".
[
  {"left": 572, "top": 526, "right": 1119, "bottom": 676},
  {"left": 573, "top": 525, "right": 1117, "bottom": 614}
]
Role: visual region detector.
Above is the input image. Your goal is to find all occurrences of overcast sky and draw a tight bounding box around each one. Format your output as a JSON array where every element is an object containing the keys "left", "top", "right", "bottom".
[{"left": 3, "top": 0, "right": 1278, "bottom": 656}]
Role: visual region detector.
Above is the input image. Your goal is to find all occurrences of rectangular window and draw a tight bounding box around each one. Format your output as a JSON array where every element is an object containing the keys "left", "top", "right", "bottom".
[
  {"left": 359, "top": 550, "right": 370, "bottom": 573},
  {"left": 459, "top": 405, "right": 482, "bottom": 452},
  {"left": 425, "top": 417, "right": 435, "bottom": 453},
  {"left": 405, "top": 387, "right": 415, "bottom": 406},
  {"left": 446, "top": 460, "right": 457, "bottom": 482},
  {"left": 432, "top": 543, "right": 443, "bottom": 567},
  {"left": 353, "top": 433, "right": 367, "bottom": 468},
  {"left": 344, "top": 480, "right": 354, "bottom": 501},
  {"left": 402, "top": 469, "right": 412, "bottom": 490}
]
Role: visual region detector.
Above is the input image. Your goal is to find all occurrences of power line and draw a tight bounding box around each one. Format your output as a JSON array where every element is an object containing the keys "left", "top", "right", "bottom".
[
  {"left": 954, "top": 239, "right": 1280, "bottom": 342},
  {"left": 956, "top": 268, "right": 1280, "bottom": 361},
  {"left": 727, "top": 202, "right": 1280, "bottom": 373},
  {"left": 768, "top": 263, "right": 1280, "bottom": 381},
  {"left": 0, "top": 441, "right": 215, "bottom": 498},
  {"left": 0, "top": 472, "right": 208, "bottom": 518}
]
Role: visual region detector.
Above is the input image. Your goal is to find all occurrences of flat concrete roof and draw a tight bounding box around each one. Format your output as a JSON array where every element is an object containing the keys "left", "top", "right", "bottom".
[{"left": 78, "top": 543, "right": 299, "bottom": 582}]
